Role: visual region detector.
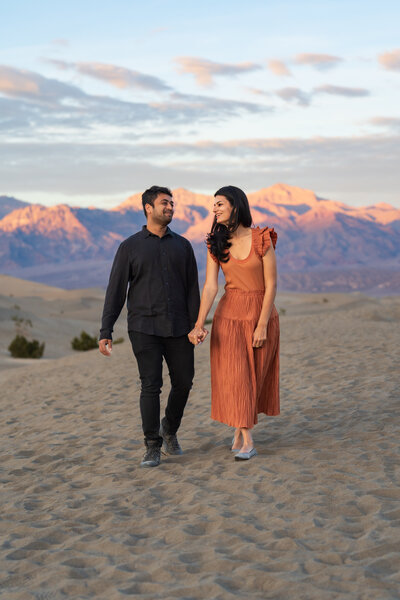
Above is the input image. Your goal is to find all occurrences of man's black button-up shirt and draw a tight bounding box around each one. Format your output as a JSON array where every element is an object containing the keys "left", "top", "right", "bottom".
[{"left": 100, "top": 226, "right": 200, "bottom": 339}]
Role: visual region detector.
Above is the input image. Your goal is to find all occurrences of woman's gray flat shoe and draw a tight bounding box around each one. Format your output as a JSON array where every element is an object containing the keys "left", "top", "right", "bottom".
[{"left": 235, "top": 448, "right": 257, "bottom": 461}]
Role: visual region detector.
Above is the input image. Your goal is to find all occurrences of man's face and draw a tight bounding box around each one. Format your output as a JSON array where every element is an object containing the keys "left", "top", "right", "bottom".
[{"left": 147, "top": 193, "right": 174, "bottom": 225}]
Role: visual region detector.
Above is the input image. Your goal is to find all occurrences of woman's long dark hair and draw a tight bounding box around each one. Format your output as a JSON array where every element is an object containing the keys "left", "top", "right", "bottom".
[{"left": 206, "top": 185, "right": 252, "bottom": 263}]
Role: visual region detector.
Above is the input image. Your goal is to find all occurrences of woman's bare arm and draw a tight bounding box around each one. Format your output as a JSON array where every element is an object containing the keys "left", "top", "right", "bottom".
[
  {"left": 188, "top": 252, "right": 219, "bottom": 345},
  {"left": 252, "top": 244, "right": 277, "bottom": 348}
]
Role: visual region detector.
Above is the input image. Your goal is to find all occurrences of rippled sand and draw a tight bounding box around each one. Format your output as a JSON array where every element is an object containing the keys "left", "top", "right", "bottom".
[{"left": 1, "top": 285, "right": 399, "bottom": 599}]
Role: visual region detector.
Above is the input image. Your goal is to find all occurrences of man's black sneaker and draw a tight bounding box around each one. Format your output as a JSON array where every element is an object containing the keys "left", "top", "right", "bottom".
[
  {"left": 140, "top": 445, "right": 161, "bottom": 468},
  {"left": 160, "top": 423, "right": 183, "bottom": 455}
]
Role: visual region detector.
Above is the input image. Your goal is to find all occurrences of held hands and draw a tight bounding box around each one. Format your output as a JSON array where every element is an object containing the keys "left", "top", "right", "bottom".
[
  {"left": 252, "top": 324, "right": 267, "bottom": 348},
  {"left": 188, "top": 326, "right": 209, "bottom": 346},
  {"left": 99, "top": 338, "right": 113, "bottom": 356}
]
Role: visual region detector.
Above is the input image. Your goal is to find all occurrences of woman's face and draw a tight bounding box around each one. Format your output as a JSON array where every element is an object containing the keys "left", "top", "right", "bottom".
[{"left": 213, "top": 195, "right": 233, "bottom": 226}]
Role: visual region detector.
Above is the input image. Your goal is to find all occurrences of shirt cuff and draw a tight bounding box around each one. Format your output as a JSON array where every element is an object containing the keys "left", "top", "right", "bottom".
[{"left": 99, "top": 329, "right": 112, "bottom": 340}]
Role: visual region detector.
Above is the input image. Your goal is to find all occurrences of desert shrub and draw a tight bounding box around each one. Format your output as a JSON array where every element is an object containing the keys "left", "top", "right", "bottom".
[
  {"left": 279, "top": 307, "right": 286, "bottom": 316},
  {"left": 71, "top": 331, "right": 98, "bottom": 351},
  {"left": 8, "top": 335, "right": 45, "bottom": 359},
  {"left": 113, "top": 337, "right": 124, "bottom": 344}
]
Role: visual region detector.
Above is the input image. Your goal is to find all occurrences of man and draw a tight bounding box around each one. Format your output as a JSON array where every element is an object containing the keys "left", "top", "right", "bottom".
[{"left": 99, "top": 186, "right": 200, "bottom": 468}]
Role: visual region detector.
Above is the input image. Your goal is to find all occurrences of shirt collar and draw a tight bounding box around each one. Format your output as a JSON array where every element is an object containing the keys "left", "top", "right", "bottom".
[{"left": 142, "top": 225, "right": 173, "bottom": 238}]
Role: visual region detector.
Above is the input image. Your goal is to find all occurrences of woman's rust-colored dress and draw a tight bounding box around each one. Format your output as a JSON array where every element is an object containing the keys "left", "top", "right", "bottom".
[{"left": 209, "top": 226, "right": 280, "bottom": 428}]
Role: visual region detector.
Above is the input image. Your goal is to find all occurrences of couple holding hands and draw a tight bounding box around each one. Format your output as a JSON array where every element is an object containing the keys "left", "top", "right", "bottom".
[{"left": 99, "top": 185, "right": 279, "bottom": 467}]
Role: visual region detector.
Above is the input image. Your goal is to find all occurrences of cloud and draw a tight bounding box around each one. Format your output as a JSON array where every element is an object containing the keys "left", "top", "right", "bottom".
[
  {"left": 276, "top": 87, "right": 310, "bottom": 106},
  {"left": 0, "top": 65, "right": 84, "bottom": 104},
  {"left": 1, "top": 135, "right": 398, "bottom": 207},
  {"left": 247, "top": 88, "right": 270, "bottom": 97},
  {"left": 163, "top": 91, "right": 271, "bottom": 119},
  {"left": 0, "top": 66, "right": 164, "bottom": 131},
  {"left": 0, "top": 97, "right": 35, "bottom": 134},
  {"left": 52, "top": 39, "right": 69, "bottom": 47},
  {"left": 45, "top": 59, "right": 172, "bottom": 92},
  {"left": 378, "top": 48, "right": 400, "bottom": 71},
  {"left": 0, "top": 66, "right": 270, "bottom": 138},
  {"left": 274, "top": 84, "right": 370, "bottom": 107},
  {"left": 175, "top": 57, "right": 262, "bottom": 87},
  {"left": 314, "top": 84, "right": 370, "bottom": 97},
  {"left": 294, "top": 53, "right": 343, "bottom": 70},
  {"left": 267, "top": 60, "right": 291, "bottom": 76},
  {"left": 368, "top": 116, "right": 400, "bottom": 131}
]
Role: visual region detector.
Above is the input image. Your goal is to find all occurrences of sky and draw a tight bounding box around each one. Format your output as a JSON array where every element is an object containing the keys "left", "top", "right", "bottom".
[{"left": 1, "top": 0, "right": 399, "bottom": 208}]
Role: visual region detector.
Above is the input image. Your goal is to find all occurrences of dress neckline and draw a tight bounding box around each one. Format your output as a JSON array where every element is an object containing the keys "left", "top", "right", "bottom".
[{"left": 229, "top": 229, "right": 254, "bottom": 262}]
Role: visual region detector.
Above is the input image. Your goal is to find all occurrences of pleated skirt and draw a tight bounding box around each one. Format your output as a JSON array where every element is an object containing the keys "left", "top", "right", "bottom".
[{"left": 210, "top": 288, "right": 280, "bottom": 428}]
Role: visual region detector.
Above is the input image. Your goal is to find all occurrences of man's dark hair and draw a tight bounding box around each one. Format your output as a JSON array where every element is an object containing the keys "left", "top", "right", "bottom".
[{"left": 142, "top": 186, "right": 172, "bottom": 217}]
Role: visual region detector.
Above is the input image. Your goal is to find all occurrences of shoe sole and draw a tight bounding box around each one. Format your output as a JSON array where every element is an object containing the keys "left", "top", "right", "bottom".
[
  {"left": 235, "top": 449, "right": 257, "bottom": 461},
  {"left": 140, "top": 461, "right": 160, "bottom": 467}
]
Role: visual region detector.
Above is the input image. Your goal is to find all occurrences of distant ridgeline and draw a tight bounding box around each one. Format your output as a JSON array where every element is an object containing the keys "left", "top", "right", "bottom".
[{"left": 1, "top": 185, "right": 400, "bottom": 294}]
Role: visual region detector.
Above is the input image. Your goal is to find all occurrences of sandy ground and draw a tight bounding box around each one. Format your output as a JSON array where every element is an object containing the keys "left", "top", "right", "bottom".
[{"left": 0, "top": 277, "right": 399, "bottom": 599}]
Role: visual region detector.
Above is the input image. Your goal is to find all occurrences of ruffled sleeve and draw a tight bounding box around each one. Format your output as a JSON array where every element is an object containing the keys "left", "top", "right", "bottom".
[{"left": 254, "top": 226, "right": 277, "bottom": 259}]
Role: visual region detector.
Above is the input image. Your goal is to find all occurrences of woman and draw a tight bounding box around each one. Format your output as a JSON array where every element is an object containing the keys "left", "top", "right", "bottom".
[{"left": 188, "top": 186, "right": 279, "bottom": 461}]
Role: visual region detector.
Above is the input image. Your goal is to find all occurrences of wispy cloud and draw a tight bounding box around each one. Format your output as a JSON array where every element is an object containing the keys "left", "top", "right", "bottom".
[
  {"left": 378, "top": 48, "right": 400, "bottom": 71},
  {"left": 2, "top": 135, "right": 398, "bottom": 205},
  {"left": 276, "top": 87, "right": 310, "bottom": 106},
  {"left": 45, "top": 59, "right": 172, "bottom": 92},
  {"left": 274, "top": 83, "right": 370, "bottom": 107},
  {"left": 368, "top": 116, "right": 400, "bottom": 131},
  {"left": 0, "top": 65, "right": 84, "bottom": 103},
  {"left": 51, "top": 39, "right": 69, "bottom": 47},
  {"left": 267, "top": 60, "right": 291, "bottom": 76},
  {"left": 294, "top": 53, "right": 343, "bottom": 70},
  {"left": 314, "top": 84, "right": 370, "bottom": 97},
  {"left": 175, "top": 57, "right": 262, "bottom": 87},
  {"left": 153, "top": 92, "right": 271, "bottom": 122},
  {"left": 129, "top": 136, "right": 400, "bottom": 162},
  {"left": 0, "top": 65, "right": 270, "bottom": 137},
  {"left": 247, "top": 88, "right": 270, "bottom": 97}
]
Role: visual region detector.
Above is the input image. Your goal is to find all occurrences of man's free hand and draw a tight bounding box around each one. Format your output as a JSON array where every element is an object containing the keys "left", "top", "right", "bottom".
[{"left": 99, "top": 338, "right": 113, "bottom": 356}]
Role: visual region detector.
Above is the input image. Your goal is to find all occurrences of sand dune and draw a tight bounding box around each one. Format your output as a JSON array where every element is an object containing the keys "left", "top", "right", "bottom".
[
  {"left": 0, "top": 274, "right": 125, "bottom": 370},
  {"left": 0, "top": 282, "right": 399, "bottom": 599}
]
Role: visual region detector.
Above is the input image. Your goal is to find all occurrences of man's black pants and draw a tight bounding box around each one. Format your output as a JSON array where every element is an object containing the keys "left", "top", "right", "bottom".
[{"left": 129, "top": 331, "right": 194, "bottom": 447}]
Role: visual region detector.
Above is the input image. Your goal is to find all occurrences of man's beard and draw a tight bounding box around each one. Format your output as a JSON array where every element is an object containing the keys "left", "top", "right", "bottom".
[{"left": 159, "top": 211, "right": 173, "bottom": 224}]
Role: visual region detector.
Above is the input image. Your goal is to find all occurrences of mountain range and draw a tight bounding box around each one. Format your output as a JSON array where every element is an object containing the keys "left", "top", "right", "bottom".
[{"left": 1, "top": 184, "right": 399, "bottom": 293}]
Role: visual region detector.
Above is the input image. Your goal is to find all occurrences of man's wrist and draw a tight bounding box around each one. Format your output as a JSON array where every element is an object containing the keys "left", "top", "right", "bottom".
[{"left": 99, "top": 330, "right": 113, "bottom": 340}]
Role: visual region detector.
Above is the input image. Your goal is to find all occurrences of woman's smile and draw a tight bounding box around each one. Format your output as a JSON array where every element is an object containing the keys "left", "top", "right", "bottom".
[{"left": 213, "top": 195, "right": 232, "bottom": 225}]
